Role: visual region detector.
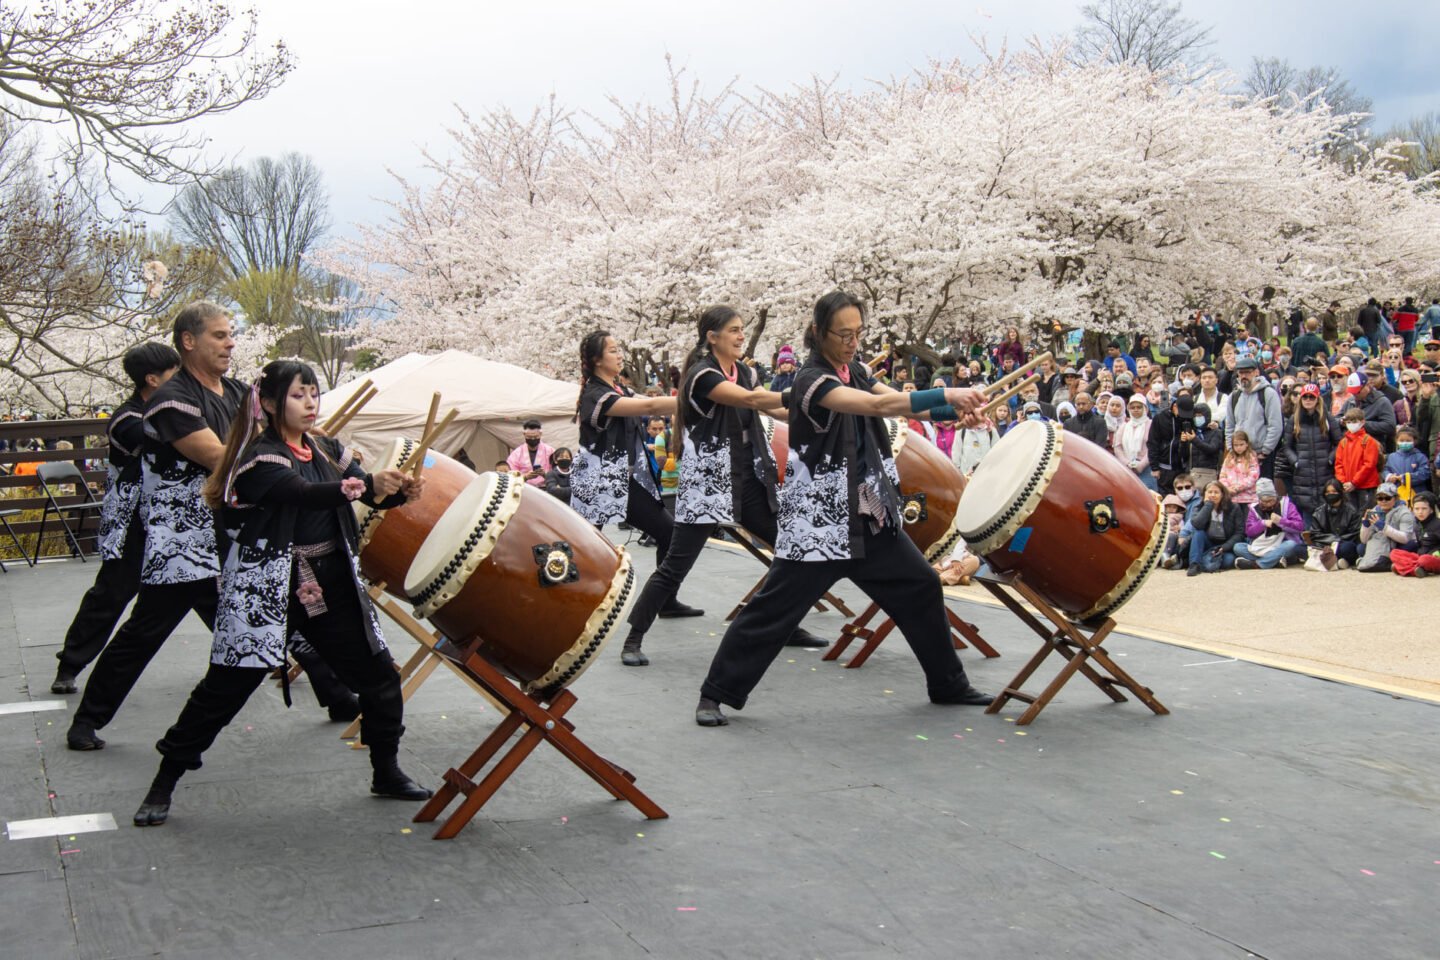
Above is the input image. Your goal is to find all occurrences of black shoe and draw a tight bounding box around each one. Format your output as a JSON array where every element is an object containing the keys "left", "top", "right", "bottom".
[
  {"left": 51, "top": 673, "right": 77, "bottom": 695},
  {"left": 371, "top": 772, "right": 433, "bottom": 801},
  {"left": 1234, "top": 557, "right": 1258, "bottom": 570},
  {"left": 695, "top": 697, "right": 729, "bottom": 726},
  {"left": 637, "top": 534, "right": 656, "bottom": 547},
  {"left": 784, "top": 626, "right": 829, "bottom": 648},
  {"left": 1415, "top": 568, "right": 1429, "bottom": 579},
  {"left": 66, "top": 724, "right": 105, "bottom": 751},
  {"left": 133, "top": 800, "right": 170, "bottom": 827},
  {"left": 930, "top": 684, "right": 995, "bottom": 706},
  {"left": 1187, "top": 564, "right": 1201, "bottom": 577},
  {"left": 327, "top": 695, "right": 362, "bottom": 723},
  {"left": 620, "top": 638, "right": 649, "bottom": 667},
  {"left": 657, "top": 601, "right": 704, "bottom": 619}
]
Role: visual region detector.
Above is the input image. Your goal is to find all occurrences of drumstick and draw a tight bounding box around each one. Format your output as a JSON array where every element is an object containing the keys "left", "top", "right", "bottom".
[
  {"left": 324, "top": 385, "right": 378, "bottom": 436},
  {"left": 402, "top": 408, "right": 458, "bottom": 477},
  {"left": 976, "top": 373, "right": 1043, "bottom": 419},
  {"left": 982, "top": 352, "right": 1053, "bottom": 399},
  {"left": 421, "top": 392, "right": 441, "bottom": 449},
  {"left": 321, "top": 379, "right": 373, "bottom": 433}
]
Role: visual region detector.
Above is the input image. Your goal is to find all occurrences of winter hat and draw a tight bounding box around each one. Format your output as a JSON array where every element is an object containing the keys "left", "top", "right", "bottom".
[
  {"left": 777, "top": 345, "right": 796, "bottom": 366},
  {"left": 1254, "top": 478, "right": 1277, "bottom": 499},
  {"left": 1161, "top": 494, "right": 1186, "bottom": 511}
]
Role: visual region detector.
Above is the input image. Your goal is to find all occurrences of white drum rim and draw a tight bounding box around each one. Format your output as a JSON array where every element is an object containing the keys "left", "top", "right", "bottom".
[
  {"left": 883, "top": 417, "right": 909, "bottom": 456},
  {"left": 760, "top": 412, "right": 779, "bottom": 445},
  {"left": 924, "top": 519, "right": 966, "bottom": 564},
  {"left": 354, "top": 436, "right": 416, "bottom": 554},
  {"left": 1078, "top": 496, "right": 1167, "bottom": 622},
  {"left": 956, "top": 420, "right": 1064, "bottom": 556},
  {"left": 527, "top": 547, "right": 637, "bottom": 694},
  {"left": 405, "top": 472, "right": 523, "bottom": 617}
]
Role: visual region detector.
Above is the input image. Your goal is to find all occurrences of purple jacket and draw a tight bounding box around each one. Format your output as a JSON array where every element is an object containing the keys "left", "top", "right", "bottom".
[{"left": 1244, "top": 496, "right": 1305, "bottom": 543}]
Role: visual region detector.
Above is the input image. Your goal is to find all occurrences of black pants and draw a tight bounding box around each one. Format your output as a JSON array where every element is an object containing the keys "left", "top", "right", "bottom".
[
  {"left": 701, "top": 527, "right": 970, "bottom": 709},
  {"left": 156, "top": 552, "right": 404, "bottom": 771},
  {"left": 55, "top": 518, "right": 144, "bottom": 678},
  {"left": 613, "top": 478, "right": 674, "bottom": 567},
  {"left": 629, "top": 475, "right": 774, "bottom": 637}
]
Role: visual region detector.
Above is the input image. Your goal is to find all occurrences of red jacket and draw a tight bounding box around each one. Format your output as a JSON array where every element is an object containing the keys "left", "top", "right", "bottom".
[
  {"left": 1392, "top": 309, "right": 1419, "bottom": 333},
  {"left": 1334, "top": 431, "right": 1381, "bottom": 489}
]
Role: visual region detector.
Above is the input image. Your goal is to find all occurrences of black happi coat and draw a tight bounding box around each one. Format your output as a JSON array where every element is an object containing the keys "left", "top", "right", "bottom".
[
  {"left": 675, "top": 356, "right": 778, "bottom": 524},
  {"left": 571, "top": 376, "right": 660, "bottom": 525},
  {"left": 97, "top": 395, "right": 147, "bottom": 560},
  {"left": 139, "top": 367, "right": 247, "bottom": 584},
  {"left": 210, "top": 431, "right": 402, "bottom": 669},
  {"left": 775, "top": 352, "right": 901, "bottom": 562}
]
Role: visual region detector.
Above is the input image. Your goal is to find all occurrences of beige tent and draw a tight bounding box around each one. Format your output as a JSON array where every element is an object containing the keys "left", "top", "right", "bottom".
[{"left": 319, "top": 350, "right": 580, "bottom": 470}]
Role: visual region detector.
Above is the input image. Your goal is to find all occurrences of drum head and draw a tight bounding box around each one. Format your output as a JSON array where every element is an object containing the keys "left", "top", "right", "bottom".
[
  {"left": 403, "top": 471, "right": 518, "bottom": 607},
  {"left": 954, "top": 420, "right": 1060, "bottom": 552}
]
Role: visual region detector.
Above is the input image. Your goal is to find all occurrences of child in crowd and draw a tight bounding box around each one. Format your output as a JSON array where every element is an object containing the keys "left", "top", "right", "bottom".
[
  {"left": 1390, "top": 492, "right": 1440, "bottom": 577},
  {"left": 1219, "top": 429, "right": 1260, "bottom": 505},
  {"left": 544, "top": 446, "right": 574, "bottom": 506},
  {"left": 1312, "top": 478, "right": 1364, "bottom": 569},
  {"left": 1384, "top": 425, "right": 1430, "bottom": 496},
  {"left": 1159, "top": 473, "right": 1201, "bottom": 569},
  {"left": 1357, "top": 483, "right": 1416, "bottom": 573},
  {"left": 1334, "top": 407, "right": 1382, "bottom": 511},
  {"left": 1186, "top": 481, "right": 1246, "bottom": 575}
]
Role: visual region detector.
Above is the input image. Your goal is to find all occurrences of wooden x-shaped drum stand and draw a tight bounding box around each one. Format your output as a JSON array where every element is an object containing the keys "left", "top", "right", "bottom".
[
  {"left": 413, "top": 645, "right": 668, "bottom": 839},
  {"left": 717, "top": 524, "right": 855, "bottom": 621},
  {"left": 823, "top": 599, "right": 1000, "bottom": 668},
  {"left": 976, "top": 571, "right": 1168, "bottom": 726}
]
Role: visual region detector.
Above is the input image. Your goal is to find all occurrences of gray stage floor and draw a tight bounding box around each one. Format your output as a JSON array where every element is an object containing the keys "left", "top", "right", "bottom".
[{"left": 2, "top": 535, "right": 1436, "bottom": 960}]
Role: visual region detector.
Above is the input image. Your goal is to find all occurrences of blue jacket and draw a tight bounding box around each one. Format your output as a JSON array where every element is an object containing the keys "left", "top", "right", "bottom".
[{"left": 1385, "top": 448, "right": 1430, "bottom": 485}]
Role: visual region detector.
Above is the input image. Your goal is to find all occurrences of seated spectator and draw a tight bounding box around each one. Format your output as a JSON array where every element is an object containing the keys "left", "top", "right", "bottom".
[
  {"left": 1390, "top": 492, "right": 1440, "bottom": 577},
  {"left": 1234, "top": 478, "right": 1307, "bottom": 569},
  {"left": 1312, "top": 478, "right": 1363, "bottom": 569},
  {"left": 1020, "top": 400, "right": 1048, "bottom": 424},
  {"left": 544, "top": 447, "right": 575, "bottom": 505},
  {"left": 1356, "top": 483, "right": 1416, "bottom": 572},
  {"left": 1384, "top": 425, "right": 1430, "bottom": 495},
  {"left": 1335, "top": 407, "right": 1383, "bottom": 511},
  {"left": 1187, "top": 481, "right": 1246, "bottom": 575},
  {"left": 494, "top": 460, "right": 513, "bottom": 473},
  {"left": 1159, "top": 473, "right": 1201, "bottom": 569},
  {"left": 1055, "top": 400, "right": 1076, "bottom": 424},
  {"left": 953, "top": 416, "right": 1000, "bottom": 476},
  {"left": 1114, "top": 395, "right": 1154, "bottom": 490},
  {"left": 506, "top": 418, "right": 554, "bottom": 487},
  {"left": 1220, "top": 429, "right": 1260, "bottom": 505}
]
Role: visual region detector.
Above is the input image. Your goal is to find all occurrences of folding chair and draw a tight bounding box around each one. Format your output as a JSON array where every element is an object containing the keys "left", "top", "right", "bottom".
[
  {"left": 32, "top": 462, "right": 104, "bottom": 563},
  {"left": 0, "top": 508, "right": 32, "bottom": 571}
]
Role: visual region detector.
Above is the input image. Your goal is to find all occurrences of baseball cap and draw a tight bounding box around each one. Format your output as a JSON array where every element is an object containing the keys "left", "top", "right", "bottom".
[
  {"left": 1299, "top": 383, "right": 1321, "bottom": 397},
  {"left": 1235, "top": 357, "right": 1259, "bottom": 371},
  {"left": 1376, "top": 482, "right": 1399, "bottom": 498},
  {"left": 1347, "top": 371, "right": 1367, "bottom": 395},
  {"left": 1329, "top": 365, "right": 1349, "bottom": 376}
]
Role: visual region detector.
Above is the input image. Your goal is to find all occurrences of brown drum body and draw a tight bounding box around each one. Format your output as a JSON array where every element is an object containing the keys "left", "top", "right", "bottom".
[
  {"left": 405, "top": 474, "right": 634, "bottom": 694},
  {"left": 354, "top": 438, "right": 475, "bottom": 600},
  {"left": 956, "top": 421, "right": 1165, "bottom": 622},
  {"left": 764, "top": 414, "right": 966, "bottom": 562}
]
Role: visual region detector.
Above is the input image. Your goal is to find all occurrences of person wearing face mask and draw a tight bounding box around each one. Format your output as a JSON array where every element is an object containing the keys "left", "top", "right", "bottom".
[
  {"left": 1357, "top": 483, "right": 1416, "bottom": 572},
  {"left": 1113, "top": 395, "right": 1155, "bottom": 490},
  {"left": 1020, "top": 400, "right": 1049, "bottom": 423},
  {"left": 506, "top": 419, "right": 555, "bottom": 488},
  {"left": 1384, "top": 426, "right": 1431, "bottom": 495},
  {"left": 1186, "top": 402, "right": 1222, "bottom": 491},
  {"left": 1017, "top": 383, "right": 1055, "bottom": 420},
  {"left": 1063, "top": 391, "right": 1109, "bottom": 448},
  {"left": 1233, "top": 479, "right": 1307, "bottom": 569},
  {"left": 544, "top": 446, "right": 575, "bottom": 506},
  {"left": 1282, "top": 383, "right": 1343, "bottom": 527},
  {"left": 1169, "top": 363, "right": 1201, "bottom": 399},
  {"left": 1225, "top": 357, "right": 1283, "bottom": 481},
  {"left": 1334, "top": 408, "right": 1383, "bottom": 511},
  {"left": 1310, "top": 478, "right": 1363, "bottom": 569},
  {"left": 1146, "top": 393, "right": 1198, "bottom": 494},
  {"left": 1159, "top": 473, "right": 1202, "bottom": 568},
  {"left": 1389, "top": 492, "right": 1440, "bottom": 577}
]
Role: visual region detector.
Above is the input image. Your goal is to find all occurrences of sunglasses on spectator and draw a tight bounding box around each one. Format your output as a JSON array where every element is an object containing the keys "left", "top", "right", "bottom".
[
  {"left": 1173, "top": 484, "right": 1194, "bottom": 491},
  {"left": 1376, "top": 495, "right": 1395, "bottom": 501}
]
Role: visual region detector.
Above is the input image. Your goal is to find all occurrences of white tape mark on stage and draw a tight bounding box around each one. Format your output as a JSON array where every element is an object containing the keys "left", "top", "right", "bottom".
[
  {"left": 6, "top": 813, "right": 118, "bottom": 840},
  {"left": 1181, "top": 658, "right": 1239, "bottom": 667},
  {"left": 0, "top": 700, "right": 68, "bottom": 716}
]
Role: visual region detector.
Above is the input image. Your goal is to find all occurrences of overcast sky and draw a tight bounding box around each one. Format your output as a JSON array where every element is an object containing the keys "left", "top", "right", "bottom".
[{"left": 171, "top": 0, "right": 1437, "bottom": 239}]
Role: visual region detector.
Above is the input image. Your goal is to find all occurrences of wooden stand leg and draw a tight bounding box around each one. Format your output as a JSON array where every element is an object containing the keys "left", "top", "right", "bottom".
[
  {"left": 822, "top": 601, "right": 883, "bottom": 661},
  {"left": 415, "top": 645, "right": 668, "bottom": 839},
  {"left": 978, "top": 573, "right": 1168, "bottom": 725},
  {"left": 828, "top": 600, "right": 1000, "bottom": 669}
]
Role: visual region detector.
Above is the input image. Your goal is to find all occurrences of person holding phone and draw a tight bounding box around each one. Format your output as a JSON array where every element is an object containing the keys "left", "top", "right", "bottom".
[{"left": 1356, "top": 483, "right": 1416, "bottom": 572}]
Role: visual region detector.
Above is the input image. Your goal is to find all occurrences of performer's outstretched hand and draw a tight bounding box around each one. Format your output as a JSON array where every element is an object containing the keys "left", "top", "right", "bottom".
[
  {"left": 944, "top": 387, "right": 988, "bottom": 414},
  {"left": 400, "top": 474, "right": 426, "bottom": 502}
]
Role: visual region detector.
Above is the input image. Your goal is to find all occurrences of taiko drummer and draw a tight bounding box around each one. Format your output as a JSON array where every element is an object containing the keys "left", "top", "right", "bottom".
[
  {"left": 695, "top": 292, "right": 994, "bottom": 726},
  {"left": 133, "top": 360, "right": 431, "bottom": 827}
]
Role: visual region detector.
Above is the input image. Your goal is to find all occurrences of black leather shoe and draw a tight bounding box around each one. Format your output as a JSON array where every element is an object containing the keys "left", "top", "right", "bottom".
[
  {"left": 620, "top": 639, "right": 649, "bottom": 667},
  {"left": 66, "top": 725, "right": 106, "bottom": 751},
  {"left": 784, "top": 627, "right": 829, "bottom": 648},
  {"left": 133, "top": 800, "right": 170, "bottom": 827},
  {"left": 51, "top": 674, "right": 78, "bottom": 695},
  {"left": 930, "top": 684, "right": 995, "bottom": 707},
  {"left": 327, "top": 695, "right": 362, "bottom": 723},
  {"left": 695, "top": 697, "right": 729, "bottom": 726},
  {"left": 371, "top": 773, "right": 433, "bottom": 801},
  {"left": 657, "top": 601, "right": 704, "bottom": 619}
]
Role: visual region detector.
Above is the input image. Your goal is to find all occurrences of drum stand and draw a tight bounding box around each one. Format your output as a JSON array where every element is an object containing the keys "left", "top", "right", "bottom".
[
  {"left": 823, "top": 600, "right": 1000, "bottom": 669},
  {"left": 976, "top": 571, "right": 1168, "bottom": 726},
  {"left": 338, "top": 583, "right": 505, "bottom": 743},
  {"left": 414, "top": 643, "right": 669, "bottom": 839},
  {"left": 717, "top": 523, "right": 855, "bottom": 621}
]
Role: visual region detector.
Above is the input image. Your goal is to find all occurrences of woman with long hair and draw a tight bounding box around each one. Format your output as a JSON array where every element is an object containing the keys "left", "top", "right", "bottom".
[
  {"left": 132, "top": 361, "right": 430, "bottom": 828},
  {"left": 618, "top": 306, "right": 826, "bottom": 666},
  {"left": 1185, "top": 480, "right": 1246, "bottom": 574},
  {"left": 695, "top": 291, "right": 994, "bottom": 727},
  {"left": 1284, "top": 384, "right": 1342, "bottom": 525},
  {"left": 571, "top": 330, "right": 702, "bottom": 618}
]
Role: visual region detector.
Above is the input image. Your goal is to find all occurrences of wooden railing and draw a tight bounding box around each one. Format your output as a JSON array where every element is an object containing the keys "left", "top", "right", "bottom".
[{"left": 0, "top": 418, "right": 109, "bottom": 559}]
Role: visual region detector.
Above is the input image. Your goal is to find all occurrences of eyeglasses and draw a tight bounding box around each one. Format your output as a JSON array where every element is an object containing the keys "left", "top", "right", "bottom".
[{"left": 826, "top": 328, "right": 864, "bottom": 346}]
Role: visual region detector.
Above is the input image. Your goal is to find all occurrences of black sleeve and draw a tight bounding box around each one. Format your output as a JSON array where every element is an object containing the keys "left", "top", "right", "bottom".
[
  {"left": 145, "top": 384, "right": 210, "bottom": 445},
  {"left": 107, "top": 411, "right": 146, "bottom": 458},
  {"left": 252, "top": 470, "right": 350, "bottom": 510},
  {"left": 794, "top": 370, "right": 841, "bottom": 431}
]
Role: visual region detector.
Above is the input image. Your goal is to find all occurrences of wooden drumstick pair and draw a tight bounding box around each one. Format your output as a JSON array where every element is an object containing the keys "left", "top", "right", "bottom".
[
  {"left": 322, "top": 379, "right": 377, "bottom": 435},
  {"left": 976, "top": 351, "right": 1055, "bottom": 419},
  {"left": 400, "top": 392, "right": 458, "bottom": 478}
]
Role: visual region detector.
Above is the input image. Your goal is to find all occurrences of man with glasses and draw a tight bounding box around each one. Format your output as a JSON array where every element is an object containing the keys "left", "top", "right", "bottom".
[
  {"left": 1225, "top": 357, "right": 1282, "bottom": 481},
  {"left": 1356, "top": 483, "right": 1416, "bottom": 572}
]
